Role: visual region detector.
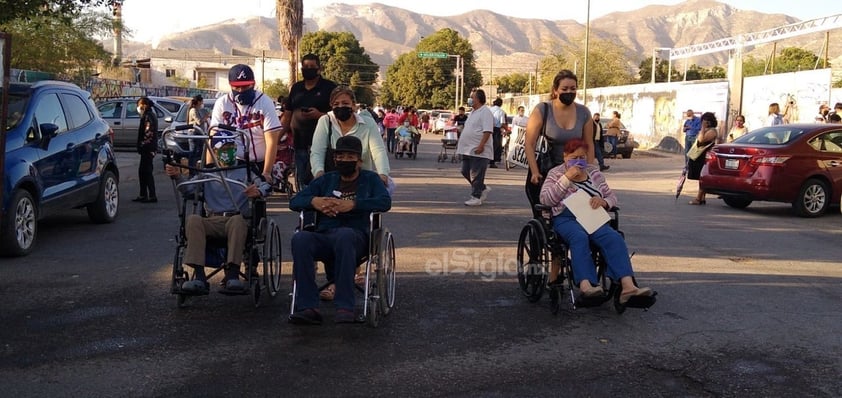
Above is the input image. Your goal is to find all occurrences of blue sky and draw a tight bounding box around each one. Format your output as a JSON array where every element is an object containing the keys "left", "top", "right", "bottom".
[{"left": 119, "top": 0, "right": 837, "bottom": 44}]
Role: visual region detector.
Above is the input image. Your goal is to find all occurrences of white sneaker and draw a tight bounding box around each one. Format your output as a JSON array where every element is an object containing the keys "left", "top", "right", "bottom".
[
  {"left": 480, "top": 186, "right": 491, "bottom": 202},
  {"left": 464, "top": 197, "right": 482, "bottom": 206}
]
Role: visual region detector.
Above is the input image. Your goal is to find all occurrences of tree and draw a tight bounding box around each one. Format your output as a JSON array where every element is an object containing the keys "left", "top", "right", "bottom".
[
  {"left": 276, "top": 0, "right": 303, "bottom": 86},
  {"left": 638, "top": 56, "right": 681, "bottom": 83},
  {"left": 169, "top": 76, "right": 191, "bottom": 88},
  {"left": 774, "top": 47, "right": 821, "bottom": 73},
  {"left": 0, "top": 0, "right": 111, "bottom": 24},
  {"left": 263, "top": 79, "right": 290, "bottom": 101},
  {"left": 495, "top": 72, "right": 531, "bottom": 94},
  {"left": 380, "top": 28, "right": 481, "bottom": 109},
  {"left": 299, "top": 31, "right": 379, "bottom": 105},
  {"left": 742, "top": 55, "right": 767, "bottom": 77},
  {"left": 536, "top": 36, "right": 635, "bottom": 91}
]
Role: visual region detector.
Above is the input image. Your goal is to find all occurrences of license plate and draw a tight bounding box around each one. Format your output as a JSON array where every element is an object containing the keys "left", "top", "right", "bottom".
[{"left": 724, "top": 158, "right": 739, "bottom": 169}]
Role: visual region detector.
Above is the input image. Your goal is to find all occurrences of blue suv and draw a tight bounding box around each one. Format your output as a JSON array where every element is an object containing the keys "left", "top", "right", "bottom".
[{"left": 2, "top": 81, "right": 119, "bottom": 256}]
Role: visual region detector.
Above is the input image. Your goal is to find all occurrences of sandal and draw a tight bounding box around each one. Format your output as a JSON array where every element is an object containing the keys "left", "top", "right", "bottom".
[
  {"left": 619, "top": 287, "right": 653, "bottom": 304},
  {"left": 319, "top": 283, "right": 335, "bottom": 301},
  {"left": 354, "top": 270, "right": 366, "bottom": 285},
  {"left": 688, "top": 199, "right": 706, "bottom": 205}
]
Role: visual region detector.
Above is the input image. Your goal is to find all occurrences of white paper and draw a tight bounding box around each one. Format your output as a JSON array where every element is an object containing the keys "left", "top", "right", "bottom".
[{"left": 562, "top": 190, "right": 611, "bottom": 234}]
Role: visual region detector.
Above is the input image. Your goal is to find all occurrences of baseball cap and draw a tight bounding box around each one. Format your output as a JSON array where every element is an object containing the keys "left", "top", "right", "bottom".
[
  {"left": 211, "top": 131, "right": 237, "bottom": 149},
  {"left": 335, "top": 135, "right": 362, "bottom": 155},
  {"left": 228, "top": 64, "right": 255, "bottom": 87}
]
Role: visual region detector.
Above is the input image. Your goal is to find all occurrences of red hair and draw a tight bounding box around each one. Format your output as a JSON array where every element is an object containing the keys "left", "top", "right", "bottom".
[{"left": 563, "top": 138, "right": 588, "bottom": 154}]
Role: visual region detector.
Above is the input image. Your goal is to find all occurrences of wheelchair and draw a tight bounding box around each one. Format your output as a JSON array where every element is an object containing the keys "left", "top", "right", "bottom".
[
  {"left": 517, "top": 204, "right": 656, "bottom": 315},
  {"left": 289, "top": 211, "right": 396, "bottom": 327},
  {"left": 162, "top": 124, "right": 283, "bottom": 308}
]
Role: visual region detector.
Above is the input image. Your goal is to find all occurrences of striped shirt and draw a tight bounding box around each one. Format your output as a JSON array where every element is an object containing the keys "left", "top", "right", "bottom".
[{"left": 540, "top": 164, "right": 618, "bottom": 216}]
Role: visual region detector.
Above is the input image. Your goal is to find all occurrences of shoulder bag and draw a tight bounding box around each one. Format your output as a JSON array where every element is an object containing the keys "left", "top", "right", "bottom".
[
  {"left": 687, "top": 140, "right": 713, "bottom": 161},
  {"left": 324, "top": 117, "right": 336, "bottom": 172},
  {"left": 536, "top": 102, "right": 554, "bottom": 175}
]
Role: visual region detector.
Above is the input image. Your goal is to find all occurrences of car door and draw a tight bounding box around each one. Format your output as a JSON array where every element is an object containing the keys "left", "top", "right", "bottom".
[
  {"left": 808, "top": 130, "right": 842, "bottom": 199},
  {"left": 30, "top": 91, "right": 83, "bottom": 211},
  {"left": 97, "top": 100, "right": 130, "bottom": 147},
  {"left": 60, "top": 92, "right": 98, "bottom": 190}
]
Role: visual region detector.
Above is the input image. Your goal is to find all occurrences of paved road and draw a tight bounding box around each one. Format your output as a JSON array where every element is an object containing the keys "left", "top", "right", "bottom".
[{"left": 1, "top": 134, "right": 840, "bottom": 397}]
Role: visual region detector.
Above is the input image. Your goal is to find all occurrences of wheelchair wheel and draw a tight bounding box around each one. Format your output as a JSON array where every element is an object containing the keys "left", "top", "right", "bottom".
[
  {"left": 262, "top": 220, "right": 283, "bottom": 298},
  {"left": 366, "top": 296, "right": 380, "bottom": 327},
  {"left": 517, "top": 220, "right": 549, "bottom": 303},
  {"left": 172, "top": 245, "right": 189, "bottom": 308},
  {"left": 376, "top": 230, "right": 396, "bottom": 316},
  {"left": 248, "top": 247, "right": 261, "bottom": 308}
]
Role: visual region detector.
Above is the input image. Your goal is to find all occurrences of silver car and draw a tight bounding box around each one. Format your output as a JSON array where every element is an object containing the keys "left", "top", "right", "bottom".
[{"left": 96, "top": 97, "right": 179, "bottom": 148}]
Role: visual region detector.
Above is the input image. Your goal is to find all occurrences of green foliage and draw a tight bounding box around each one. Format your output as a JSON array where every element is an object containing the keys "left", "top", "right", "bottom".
[
  {"left": 495, "top": 72, "right": 532, "bottom": 94},
  {"left": 169, "top": 76, "right": 191, "bottom": 88},
  {"left": 774, "top": 47, "right": 822, "bottom": 72},
  {"left": 380, "top": 28, "right": 481, "bottom": 109},
  {"left": 1, "top": 12, "right": 111, "bottom": 77},
  {"left": 536, "top": 36, "right": 635, "bottom": 90},
  {"left": 638, "top": 56, "right": 681, "bottom": 83},
  {"left": 300, "top": 31, "right": 379, "bottom": 105},
  {"left": 262, "top": 79, "right": 289, "bottom": 101},
  {"left": 742, "top": 55, "right": 767, "bottom": 77},
  {"left": 0, "top": 0, "right": 111, "bottom": 24},
  {"left": 682, "top": 64, "right": 727, "bottom": 81},
  {"left": 834, "top": 77, "right": 842, "bottom": 89}
]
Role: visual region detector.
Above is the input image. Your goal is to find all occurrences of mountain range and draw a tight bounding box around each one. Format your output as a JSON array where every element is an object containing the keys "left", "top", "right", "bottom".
[{"left": 117, "top": 0, "right": 841, "bottom": 77}]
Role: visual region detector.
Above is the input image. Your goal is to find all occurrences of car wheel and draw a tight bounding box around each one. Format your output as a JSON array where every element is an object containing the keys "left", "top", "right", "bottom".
[
  {"left": 621, "top": 150, "right": 632, "bottom": 159},
  {"left": 0, "top": 190, "right": 37, "bottom": 257},
  {"left": 603, "top": 141, "right": 613, "bottom": 154},
  {"left": 722, "top": 197, "right": 752, "bottom": 209},
  {"left": 87, "top": 170, "right": 119, "bottom": 223},
  {"left": 792, "top": 178, "right": 829, "bottom": 217}
]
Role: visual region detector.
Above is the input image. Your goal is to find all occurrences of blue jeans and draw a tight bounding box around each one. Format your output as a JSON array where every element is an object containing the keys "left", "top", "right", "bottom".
[
  {"left": 294, "top": 147, "right": 312, "bottom": 191},
  {"left": 460, "top": 155, "right": 489, "bottom": 198},
  {"left": 291, "top": 227, "right": 368, "bottom": 311},
  {"left": 594, "top": 139, "right": 605, "bottom": 167},
  {"left": 552, "top": 208, "right": 633, "bottom": 285},
  {"left": 605, "top": 135, "right": 618, "bottom": 157}
]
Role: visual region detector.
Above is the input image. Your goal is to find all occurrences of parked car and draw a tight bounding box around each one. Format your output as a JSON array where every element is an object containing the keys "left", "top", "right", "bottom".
[
  {"left": 165, "top": 99, "right": 215, "bottom": 129},
  {"left": 2, "top": 81, "right": 119, "bottom": 256},
  {"left": 700, "top": 124, "right": 842, "bottom": 217},
  {"left": 433, "top": 112, "right": 453, "bottom": 132},
  {"left": 599, "top": 120, "right": 638, "bottom": 158},
  {"left": 96, "top": 96, "right": 178, "bottom": 148}
]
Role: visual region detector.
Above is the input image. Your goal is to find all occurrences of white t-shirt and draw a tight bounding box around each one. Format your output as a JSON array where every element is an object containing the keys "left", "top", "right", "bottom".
[
  {"left": 210, "top": 92, "right": 282, "bottom": 163},
  {"left": 456, "top": 105, "right": 494, "bottom": 160}
]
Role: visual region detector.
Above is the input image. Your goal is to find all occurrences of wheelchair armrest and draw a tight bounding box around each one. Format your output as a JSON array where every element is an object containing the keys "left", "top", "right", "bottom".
[
  {"left": 533, "top": 204, "right": 553, "bottom": 212},
  {"left": 299, "top": 210, "right": 318, "bottom": 232},
  {"left": 370, "top": 212, "right": 382, "bottom": 232}
]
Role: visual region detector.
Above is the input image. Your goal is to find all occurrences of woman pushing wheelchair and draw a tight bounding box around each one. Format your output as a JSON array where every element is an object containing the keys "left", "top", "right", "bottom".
[{"left": 540, "top": 138, "right": 652, "bottom": 304}]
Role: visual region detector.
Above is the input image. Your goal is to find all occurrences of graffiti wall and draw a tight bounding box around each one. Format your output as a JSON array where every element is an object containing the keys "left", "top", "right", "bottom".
[
  {"left": 742, "top": 69, "right": 832, "bottom": 129},
  {"left": 85, "top": 78, "right": 218, "bottom": 100}
]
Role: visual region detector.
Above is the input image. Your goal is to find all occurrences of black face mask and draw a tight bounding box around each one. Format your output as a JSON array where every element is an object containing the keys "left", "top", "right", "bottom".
[
  {"left": 234, "top": 88, "right": 256, "bottom": 105},
  {"left": 333, "top": 106, "right": 354, "bottom": 122},
  {"left": 559, "top": 92, "right": 576, "bottom": 106},
  {"left": 335, "top": 160, "right": 357, "bottom": 177},
  {"left": 302, "top": 68, "right": 319, "bottom": 80}
]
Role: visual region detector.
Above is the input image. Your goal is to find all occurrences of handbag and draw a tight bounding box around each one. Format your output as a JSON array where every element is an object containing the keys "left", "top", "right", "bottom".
[
  {"left": 687, "top": 140, "right": 713, "bottom": 161},
  {"left": 324, "top": 117, "right": 336, "bottom": 172},
  {"left": 505, "top": 102, "right": 553, "bottom": 174}
]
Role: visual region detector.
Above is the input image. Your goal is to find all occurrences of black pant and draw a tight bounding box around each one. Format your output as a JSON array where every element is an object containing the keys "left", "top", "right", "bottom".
[
  {"left": 138, "top": 151, "right": 156, "bottom": 198},
  {"left": 492, "top": 127, "right": 503, "bottom": 163},
  {"left": 525, "top": 169, "right": 542, "bottom": 219}
]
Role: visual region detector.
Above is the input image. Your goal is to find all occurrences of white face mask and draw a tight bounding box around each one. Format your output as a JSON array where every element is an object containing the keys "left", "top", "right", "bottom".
[{"left": 137, "top": 106, "right": 144, "bottom": 115}]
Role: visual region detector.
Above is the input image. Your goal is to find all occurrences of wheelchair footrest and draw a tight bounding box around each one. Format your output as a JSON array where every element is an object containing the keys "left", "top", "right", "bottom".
[
  {"left": 622, "top": 292, "right": 657, "bottom": 309},
  {"left": 575, "top": 294, "right": 612, "bottom": 308},
  {"left": 171, "top": 286, "right": 210, "bottom": 297}
]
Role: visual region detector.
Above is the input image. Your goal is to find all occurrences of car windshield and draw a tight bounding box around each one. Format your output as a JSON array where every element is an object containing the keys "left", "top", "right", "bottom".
[
  {"left": 174, "top": 102, "right": 214, "bottom": 123},
  {"left": 6, "top": 93, "right": 29, "bottom": 130},
  {"left": 733, "top": 126, "right": 806, "bottom": 145}
]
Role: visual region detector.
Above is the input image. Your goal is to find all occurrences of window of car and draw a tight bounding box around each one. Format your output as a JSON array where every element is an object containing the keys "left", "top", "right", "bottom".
[
  {"left": 61, "top": 93, "right": 92, "bottom": 129},
  {"left": 34, "top": 93, "right": 68, "bottom": 134},
  {"left": 6, "top": 93, "right": 28, "bottom": 130},
  {"left": 734, "top": 127, "right": 805, "bottom": 145},
  {"left": 154, "top": 99, "right": 182, "bottom": 114},
  {"left": 808, "top": 131, "right": 842, "bottom": 153},
  {"left": 98, "top": 101, "right": 123, "bottom": 119}
]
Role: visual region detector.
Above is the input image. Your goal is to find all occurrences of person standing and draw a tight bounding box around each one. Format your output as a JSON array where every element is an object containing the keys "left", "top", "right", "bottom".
[
  {"left": 281, "top": 54, "right": 338, "bottom": 189},
  {"left": 604, "top": 111, "right": 623, "bottom": 159},
  {"left": 682, "top": 109, "right": 702, "bottom": 160},
  {"left": 457, "top": 89, "right": 494, "bottom": 206},
  {"left": 592, "top": 113, "right": 608, "bottom": 171},
  {"left": 766, "top": 103, "right": 784, "bottom": 126},
  {"left": 452, "top": 106, "right": 469, "bottom": 136},
  {"left": 382, "top": 107, "right": 399, "bottom": 152},
  {"left": 511, "top": 106, "right": 528, "bottom": 129},
  {"left": 133, "top": 97, "right": 158, "bottom": 203},
  {"left": 688, "top": 112, "right": 719, "bottom": 205},
  {"left": 210, "top": 64, "right": 282, "bottom": 181},
  {"left": 727, "top": 115, "right": 748, "bottom": 142},
  {"left": 489, "top": 97, "right": 508, "bottom": 168}
]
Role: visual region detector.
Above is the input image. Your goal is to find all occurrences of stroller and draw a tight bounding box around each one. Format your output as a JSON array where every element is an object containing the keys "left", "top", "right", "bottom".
[
  {"left": 437, "top": 126, "right": 459, "bottom": 163},
  {"left": 272, "top": 133, "right": 296, "bottom": 199}
]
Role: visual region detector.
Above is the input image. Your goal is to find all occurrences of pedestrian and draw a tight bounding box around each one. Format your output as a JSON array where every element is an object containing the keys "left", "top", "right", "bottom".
[
  {"left": 133, "top": 97, "right": 158, "bottom": 203},
  {"left": 511, "top": 105, "right": 528, "bottom": 128},
  {"left": 727, "top": 115, "right": 748, "bottom": 142},
  {"left": 382, "top": 107, "right": 399, "bottom": 152},
  {"left": 815, "top": 104, "right": 830, "bottom": 123},
  {"left": 523, "top": 69, "right": 595, "bottom": 215},
  {"left": 592, "top": 112, "right": 608, "bottom": 171},
  {"left": 604, "top": 111, "right": 623, "bottom": 159},
  {"left": 687, "top": 112, "right": 718, "bottom": 205},
  {"left": 829, "top": 113, "right": 842, "bottom": 124},
  {"left": 457, "top": 89, "right": 494, "bottom": 206},
  {"left": 210, "top": 64, "right": 283, "bottom": 182},
  {"left": 452, "top": 106, "right": 469, "bottom": 136},
  {"left": 767, "top": 103, "right": 783, "bottom": 126},
  {"left": 188, "top": 95, "right": 207, "bottom": 132},
  {"left": 489, "top": 97, "right": 508, "bottom": 168},
  {"left": 682, "top": 109, "right": 701, "bottom": 161},
  {"left": 280, "top": 54, "right": 338, "bottom": 190}
]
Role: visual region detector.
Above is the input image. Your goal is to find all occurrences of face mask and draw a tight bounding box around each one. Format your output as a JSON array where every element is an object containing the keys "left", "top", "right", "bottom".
[
  {"left": 333, "top": 106, "right": 354, "bottom": 122},
  {"left": 567, "top": 159, "right": 587, "bottom": 169},
  {"left": 234, "top": 88, "right": 256, "bottom": 105},
  {"left": 301, "top": 68, "right": 319, "bottom": 80},
  {"left": 335, "top": 160, "right": 357, "bottom": 177},
  {"left": 558, "top": 92, "right": 576, "bottom": 106},
  {"left": 467, "top": 98, "right": 474, "bottom": 107},
  {"left": 136, "top": 106, "right": 143, "bottom": 115},
  {"left": 403, "top": 122, "right": 409, "bottom": 127}
]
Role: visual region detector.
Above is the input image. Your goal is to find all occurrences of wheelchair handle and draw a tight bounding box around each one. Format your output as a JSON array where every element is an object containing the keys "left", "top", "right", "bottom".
[{"left": 174, "top": 123, "right": 195, "bottom": 131}]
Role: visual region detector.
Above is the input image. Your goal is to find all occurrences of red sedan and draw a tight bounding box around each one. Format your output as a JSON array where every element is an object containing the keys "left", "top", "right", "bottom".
[{"left": 700, "top": 124, "right": 842, "bottom": 217}]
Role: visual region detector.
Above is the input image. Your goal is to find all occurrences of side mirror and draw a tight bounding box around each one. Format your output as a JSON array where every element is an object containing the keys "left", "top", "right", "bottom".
[
  {"left": 164, "top": 116, "right": 173, "bottom": 123},
  {"left": 39, "top": 123, "right": 60, "bottom": 148}
]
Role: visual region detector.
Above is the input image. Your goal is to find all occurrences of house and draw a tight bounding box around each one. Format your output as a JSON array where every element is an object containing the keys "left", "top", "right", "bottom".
[{"left": 146, "top": 48, "right": 290, "bottom": 91}]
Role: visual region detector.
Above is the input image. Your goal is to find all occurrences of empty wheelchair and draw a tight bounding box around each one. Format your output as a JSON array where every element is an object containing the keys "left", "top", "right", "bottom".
[
  {"left": 289, "top": 211, "right": 396, "bottom": 327},
  {"left": 517, "top": 204, "right": 656, "bottom": 315},
  {"left": 163, "top": 124, "right": 283, "bottom": 308}
]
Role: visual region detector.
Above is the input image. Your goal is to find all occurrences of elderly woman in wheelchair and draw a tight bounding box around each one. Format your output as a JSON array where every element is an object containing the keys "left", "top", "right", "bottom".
[
  {"left": 288, "top": 136, "right": 392, "bottom": 325},
  {"left": 520, "top": 138, "right": 654, "bottom": 313}
]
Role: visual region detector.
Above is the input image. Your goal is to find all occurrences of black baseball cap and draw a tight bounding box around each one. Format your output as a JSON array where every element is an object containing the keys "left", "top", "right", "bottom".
[
  {"left": 335, "top": 136, "right": 362, "bottom": 155},
  {"left": 228, "top": 64, "right": 255, "bottom": 87}
]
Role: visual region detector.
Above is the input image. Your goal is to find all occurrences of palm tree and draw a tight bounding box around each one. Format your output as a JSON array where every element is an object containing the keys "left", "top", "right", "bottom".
[{"left": 277, "top": 0, "right": 303, "bottom": 85}]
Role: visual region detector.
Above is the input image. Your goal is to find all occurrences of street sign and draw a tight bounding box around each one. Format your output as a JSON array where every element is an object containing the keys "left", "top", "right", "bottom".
[{"left": 417, "top": 52, "right": 448, "bottom": 59}]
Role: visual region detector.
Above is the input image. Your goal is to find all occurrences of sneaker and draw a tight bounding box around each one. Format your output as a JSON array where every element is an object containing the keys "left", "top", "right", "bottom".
[
  {"left": 289, "top": 308, "right": 323, "bottom": 325},
  {"left": 600, "top": 165, "right": 610, "bottom": 171},
  {"left": 225, "top": 279, "right": 246, "bottom": 291},
  {"left": 181, "top": 279, "right": 209, "bottom": 294},
  {"left": 480, "top": 186, "right": 491, "bottom": 202},
  {"left": 334, "top": 308, "right": 357, "bottom": 324},
  {"left": 489, "top": 163, "right": 498, "bottom": 168},
  {"left": 464, "top": 197, "right": 482, "bottom": 206}
]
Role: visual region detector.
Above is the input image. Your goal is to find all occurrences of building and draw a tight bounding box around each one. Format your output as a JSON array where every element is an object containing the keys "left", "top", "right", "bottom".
[{"left": 146, "top": 48, "right": 290, "bottom": 91}]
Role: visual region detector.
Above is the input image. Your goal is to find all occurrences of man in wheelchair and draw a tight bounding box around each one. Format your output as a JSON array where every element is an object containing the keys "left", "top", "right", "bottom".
[
  {"left": 288, "top": 136, "right": 391, "bottom": 324},
  {"left": 165, "top": 131, "right": 271, "bottom": 295},
  {"left": 540, "top": 139, "right": 652, "bottom": 304}
]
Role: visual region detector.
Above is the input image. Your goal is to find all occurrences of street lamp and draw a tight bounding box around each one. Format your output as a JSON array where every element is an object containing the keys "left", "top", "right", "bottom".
[{"left": 583, "top": 0, "right": 590, "bottom": 100}]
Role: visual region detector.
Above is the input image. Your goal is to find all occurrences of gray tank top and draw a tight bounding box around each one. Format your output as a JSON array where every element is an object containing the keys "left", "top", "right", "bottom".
[{"left": 540, "top": 101, "right": 592, "bottom": 164}]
